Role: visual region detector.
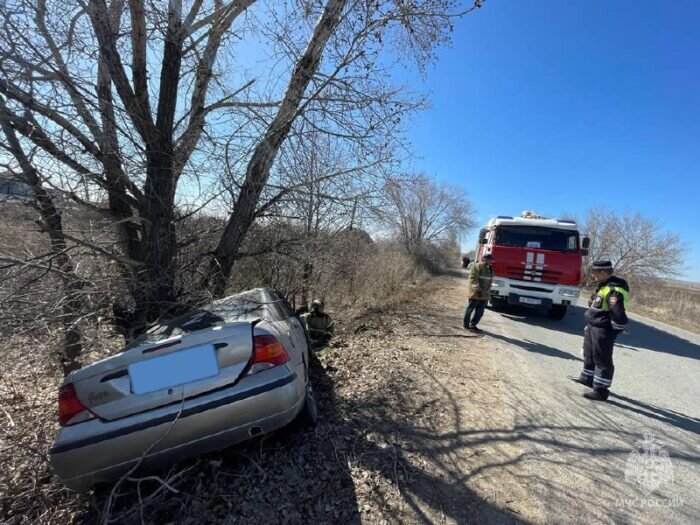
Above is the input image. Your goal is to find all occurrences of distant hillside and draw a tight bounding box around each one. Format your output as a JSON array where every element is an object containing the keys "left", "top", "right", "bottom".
[{"left": 664, "top": 279, "right": 700, "bottom": 291}]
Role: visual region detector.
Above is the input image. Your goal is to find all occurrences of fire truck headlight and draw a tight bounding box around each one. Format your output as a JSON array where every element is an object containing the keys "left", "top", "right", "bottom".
[
  {"left": 492, "top": 279, "right": 505, "bottom": 287},
  {"left": 560, "top": 288, "right": 579, "bottom": 297}
]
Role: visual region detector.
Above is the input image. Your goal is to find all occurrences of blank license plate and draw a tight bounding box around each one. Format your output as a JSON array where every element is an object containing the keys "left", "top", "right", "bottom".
[
  {"left": 519, "top": 297, "right": 542, "bottom": 305},
  {"left": 129, "top": 344, "right": 219, "bottom": 395}
]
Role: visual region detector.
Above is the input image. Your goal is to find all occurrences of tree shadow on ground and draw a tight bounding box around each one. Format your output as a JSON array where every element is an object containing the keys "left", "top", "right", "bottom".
[
  {"left": 338, "top": 363, "right": 700, "bottom": 524},
  {"left": 607, "top": 393, "right": 700, "bottom": 436},
  {"left": 326, "top": 367, "right": 526, "bottom": 523},
  {"left": 481, "top": 330, "right": 582, "bottom": 362},
  {"left": 83, "top": 345, "right": 525, "bottom": 524},
  {"left": 496, "top": 305, "right": 700, "bottom": 361},
  {"left": 298, "top": 350, "right": 524, "bottom": 524}
]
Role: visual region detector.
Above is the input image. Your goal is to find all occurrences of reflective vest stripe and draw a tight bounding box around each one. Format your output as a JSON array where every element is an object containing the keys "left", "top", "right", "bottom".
[{"left": 597, "top": 285, "right": 629, "bottom": 311}]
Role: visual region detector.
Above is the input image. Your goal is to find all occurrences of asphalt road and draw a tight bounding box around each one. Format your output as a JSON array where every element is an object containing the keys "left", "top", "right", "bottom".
[{"left": 472, "top": 288, "right": 700, "bottom": 524}]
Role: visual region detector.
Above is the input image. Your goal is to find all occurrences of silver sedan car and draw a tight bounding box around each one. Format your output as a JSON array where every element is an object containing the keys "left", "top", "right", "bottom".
[{"left": 50, "top": 288, "right": 317, "bottom": 491}]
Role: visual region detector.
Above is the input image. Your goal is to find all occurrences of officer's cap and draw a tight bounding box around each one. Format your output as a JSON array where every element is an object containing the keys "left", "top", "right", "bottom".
[{"left": 591, "top": 259, "right": 613, "bottom": 272}]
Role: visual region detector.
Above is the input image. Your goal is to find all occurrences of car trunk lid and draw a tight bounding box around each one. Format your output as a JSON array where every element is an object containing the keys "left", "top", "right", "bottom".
[{"left": 68, "top": 322, "right": 254, "bottom": 421}]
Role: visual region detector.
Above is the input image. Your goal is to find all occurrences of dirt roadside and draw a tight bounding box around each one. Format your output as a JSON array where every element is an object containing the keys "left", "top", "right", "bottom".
[{"left": 321, "top": 272, "right": 539, "bottom": 524}]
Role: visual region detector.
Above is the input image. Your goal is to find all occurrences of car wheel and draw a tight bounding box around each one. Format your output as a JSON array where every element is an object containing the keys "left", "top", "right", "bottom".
[{"left": 298, "top": 381, "right": 318, "bottom": 427}]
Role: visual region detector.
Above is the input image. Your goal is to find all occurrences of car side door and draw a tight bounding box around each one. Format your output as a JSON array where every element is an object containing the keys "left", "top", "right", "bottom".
[
  {"left": 280, "top": 295, "right": 309, "bottom": 352},
  {"left": 270, "top": 291, "right": 309, "bottom": 364}
]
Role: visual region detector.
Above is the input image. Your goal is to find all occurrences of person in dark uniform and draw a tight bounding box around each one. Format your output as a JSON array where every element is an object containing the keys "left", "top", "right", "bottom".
[
  {"left": 300, "top": 299, "right": 335, "bottom": 348},
  {"left": 569, "top": 259, "right": 630, "bottom": 401}
]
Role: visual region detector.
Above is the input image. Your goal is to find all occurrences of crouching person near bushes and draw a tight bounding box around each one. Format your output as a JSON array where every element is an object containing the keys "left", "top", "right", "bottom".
[{"left": 301, "top": 299, "right": 335, "bottom": 348}]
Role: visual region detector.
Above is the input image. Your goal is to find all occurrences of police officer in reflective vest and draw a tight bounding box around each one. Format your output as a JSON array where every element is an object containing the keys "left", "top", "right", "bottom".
[{"left": 569, "top": 259, "right": 630, "bottom": 401}]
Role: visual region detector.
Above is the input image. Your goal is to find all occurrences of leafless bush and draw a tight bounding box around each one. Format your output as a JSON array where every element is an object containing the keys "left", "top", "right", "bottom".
[
  {"left": 580, "top": 207, "right": 684, "bottom": 283},
  {"left": 375, "top": 174, "right": 475, "bottom": 268},
  {"left": 224, "top": 223, "right": 434, "bottom": 312},
  {"left": 0, "top": 200, "right": 129, "bottom": 371},
  {"left": 338, "top": 243, "right": 430, "bottom": 308}
]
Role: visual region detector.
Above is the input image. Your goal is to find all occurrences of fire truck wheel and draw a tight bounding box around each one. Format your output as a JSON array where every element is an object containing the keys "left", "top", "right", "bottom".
[
  {"left": 489, "top": 297, "right": 507, "bottom": 312},
  {"left": 547, "top": 305, "right": 568, "bottom": 320}
]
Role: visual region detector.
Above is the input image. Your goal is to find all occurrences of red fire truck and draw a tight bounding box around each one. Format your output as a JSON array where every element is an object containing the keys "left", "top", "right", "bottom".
[{"left": 475, "top": 211, "right": 590, "bottom": 320}]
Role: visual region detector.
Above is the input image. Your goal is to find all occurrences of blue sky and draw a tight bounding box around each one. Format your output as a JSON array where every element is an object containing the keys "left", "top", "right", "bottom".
[{"left": 403, "top": 0, "right": 700, "bottom": 279}]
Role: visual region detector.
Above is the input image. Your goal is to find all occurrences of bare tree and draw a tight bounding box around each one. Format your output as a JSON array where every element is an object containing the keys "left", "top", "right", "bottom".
[
  {"left": 0, "top": 96, "right": 86, "bottom": 373},
  {"left": 200, "top": 0, "right": 482, "bottom": 294},
  {"left": 581, "top": 207, "right": 684, "bottom": 281},
  {"left": 0, "top": 0, "right": 482, "bottom": 338},
  {"left": 0, "top": 0, "right": 263, "bottom": 332},
  {"left": 377, "top": 174, "right": 475, "bottom": 265}
]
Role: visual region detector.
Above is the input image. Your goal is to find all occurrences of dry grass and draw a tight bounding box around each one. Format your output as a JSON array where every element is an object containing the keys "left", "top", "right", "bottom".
[
  {"left": 628, "top": 281, "right": 700, "bottom": 334},
  {"left": 0, "top": 331, "right": 88, "bottom": 523},
  {"left": 324, "top": 247, "right": 431, "bottom": 312},
  {"left": 0, "top": 326, "right": 126, "bottom": 523}
]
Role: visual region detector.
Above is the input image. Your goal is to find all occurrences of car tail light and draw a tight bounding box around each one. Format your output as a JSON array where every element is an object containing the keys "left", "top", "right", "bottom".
[
  {"left": 58, "top": 383, "right": 92, "bottom": 427},
  {"left": 250, "top": 335, "right": 289, "bottom": 373}
]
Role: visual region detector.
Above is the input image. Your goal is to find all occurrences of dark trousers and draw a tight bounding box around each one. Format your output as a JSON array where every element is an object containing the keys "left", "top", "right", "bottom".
[
  {"left": 464, "top": 299, "right": 486, "bottom": 328},
  {"left": 582, "top": 324, "right": 617, "bottom": 391}
]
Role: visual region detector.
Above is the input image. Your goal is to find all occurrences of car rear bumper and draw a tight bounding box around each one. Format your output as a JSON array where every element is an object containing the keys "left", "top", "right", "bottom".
[{"left": 50, "top": 365, "right": 305, "bottom": 491}]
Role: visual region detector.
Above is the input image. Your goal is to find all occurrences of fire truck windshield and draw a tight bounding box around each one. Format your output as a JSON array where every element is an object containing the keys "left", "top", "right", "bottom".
[{"left": 494, "top": 226, "right": 579, "bottom": 252}]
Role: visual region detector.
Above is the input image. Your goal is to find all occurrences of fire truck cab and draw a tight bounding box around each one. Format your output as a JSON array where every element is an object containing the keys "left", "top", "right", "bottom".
[{"left": 476, "top": 211, "right": 590, "bottom": 320}]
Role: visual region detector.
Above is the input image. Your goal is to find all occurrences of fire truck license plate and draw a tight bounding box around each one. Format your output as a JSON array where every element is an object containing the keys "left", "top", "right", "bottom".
[{"left": 519, "top": 297, "right": 542, "bottom": 305}]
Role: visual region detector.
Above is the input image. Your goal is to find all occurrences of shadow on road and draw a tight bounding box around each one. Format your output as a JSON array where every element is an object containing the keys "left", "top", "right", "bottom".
[
  {"left": 608, "top": 393, "right": 700, "bottom": 436},
  {"left": 497, "top": 305, "right": 700, "bottom": 361},
  {"left": 340, "top": 287, "right": 700, "bottom": 524},
  {"left": 348, "top": 362, "right": 700, "bottom": 524},
  {"left": 482, "top": 331, "right": 582, "bottom": 362},
  {"left": 482, "top": 379, "right": 700, "bottom": 523}
]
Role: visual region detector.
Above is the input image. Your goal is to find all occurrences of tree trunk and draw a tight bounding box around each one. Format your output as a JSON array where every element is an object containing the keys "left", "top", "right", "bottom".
[
  {"left": 301, "top": 261, "right": 314, "bottom": 306},
  {"left": 202, "top": 0, "right": 349, "bottom": 297},
  {"left": 129, "top": 145, "right": 179, "bottom": 333},
  {"left": 0, "top": 97, "right": 85, "bottom": 374}
]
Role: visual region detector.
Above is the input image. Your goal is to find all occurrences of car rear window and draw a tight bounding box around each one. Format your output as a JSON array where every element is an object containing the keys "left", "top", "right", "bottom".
[
  {"left": 137, "top": 291, "right": 265, "bottom": 343},
  {"left": 206, "top": 291, "right": 267, "bottom": 322}
]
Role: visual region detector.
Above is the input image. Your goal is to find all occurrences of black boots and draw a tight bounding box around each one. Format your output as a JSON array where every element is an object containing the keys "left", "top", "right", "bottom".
[
  {"left": 567, "top": 375, "right": 593, "bottom": 388},
  {"left": 583, "top": 389, "right": 609, "bottom": 402},
  {"left": 568, "top": 374, "right": 609, "bottom": 401}
]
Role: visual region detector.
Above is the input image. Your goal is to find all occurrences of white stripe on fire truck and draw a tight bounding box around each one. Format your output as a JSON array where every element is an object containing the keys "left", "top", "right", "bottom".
[{"left": 525, "top": 252, "right": 534, "bottom": 271}]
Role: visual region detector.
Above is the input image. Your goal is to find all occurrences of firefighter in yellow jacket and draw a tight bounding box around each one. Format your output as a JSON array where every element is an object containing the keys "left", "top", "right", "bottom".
[{"left": 463, "top": 254, "right": 494, "bottom": 333}]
